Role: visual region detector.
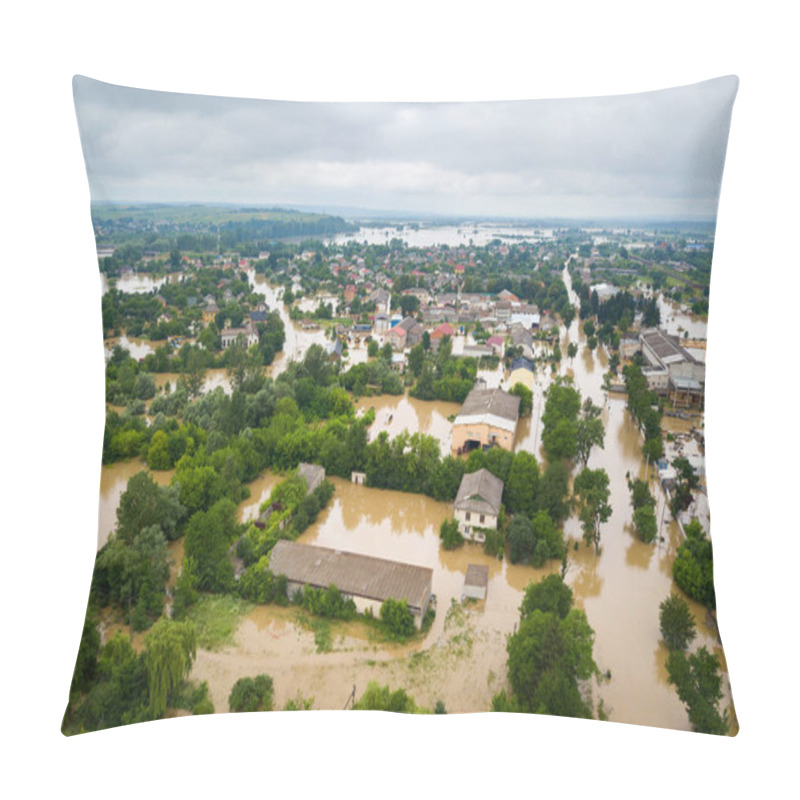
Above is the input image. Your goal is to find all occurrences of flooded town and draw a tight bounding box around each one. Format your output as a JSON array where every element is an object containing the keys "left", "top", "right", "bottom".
[{"left": 64, "top": 207, "right": 735, "bottom": 735}]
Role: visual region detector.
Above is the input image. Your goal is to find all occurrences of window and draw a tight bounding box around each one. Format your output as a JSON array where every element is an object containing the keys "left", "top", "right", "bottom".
[
  {"left": 480, "top": 515, "right": 485, "bottom": 524},
  {"left": 465, "top": 512, "right": 471, "bottom": 521}
]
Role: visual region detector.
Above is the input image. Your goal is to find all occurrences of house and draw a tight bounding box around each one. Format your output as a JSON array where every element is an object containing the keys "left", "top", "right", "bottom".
[
  {"left": 374, "top": 313, "right": 391, "bottom": 334},
  {"left": 202, "top": 301, "right": 219, "bottom": 326},
  {"left": 268, "top": 541, "right": 433, "bottom": 627},
  {"left": 462, "top": 344, "right": 494, "bottom": 360},
  {"left": 486, "top": 335, "right": 505, "bottom": 356},
  {"left": 509, "top": 308, "right": 540, "bottom": 329},
  {"left": 509, "top": 357, "right": 535, "bottom": 391},
  {"left": 369, "top": 288, "right": 391, "bottom": 315},
  {"left": 430, "top": 322, "right": 455, "bottom": 351},
  {"left": 297, "top": 462, "right": 325, "bottom": 494},
  {"left": 463, "top": 564, "right": 490, "bottom": 601},
  {"left": 385, "top": 316, "right": 423, "bottom": 351},
  {"left": 494, "top": 300, "right": 512, "bottom": 321},
  {"left": 454, "top": 468, "right": 504, "bottom": 542},
  {"left": 221, "top": 321, "right": 258, "bottom": 349},
  {"left": 451, "top": 387, "right": 520, "bottom": 455},
  {"left": 497, "top": 289, "right": 520, "bottom": 304},
  {"left": 351, "top": 471, "right": 367, "bottom": 485},
  {"left": 509, "top": 322, "right": 535, "bottom": 360}
]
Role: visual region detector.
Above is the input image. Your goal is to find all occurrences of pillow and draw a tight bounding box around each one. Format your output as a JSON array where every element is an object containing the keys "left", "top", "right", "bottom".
[{"left": 64, "top": 75, "right": 738, "bottom": 735}]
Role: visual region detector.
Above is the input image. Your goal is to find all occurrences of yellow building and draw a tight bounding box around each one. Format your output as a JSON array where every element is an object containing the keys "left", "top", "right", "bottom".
[
  {"left": 508, "top": 356, "right": 535, "bottom": 392},
  {"left": 451, "top": 387, "right": 520, "bottom": 455}
]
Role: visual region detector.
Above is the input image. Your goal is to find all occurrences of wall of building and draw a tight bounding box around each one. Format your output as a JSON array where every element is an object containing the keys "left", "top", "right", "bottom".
[
  {"left": 455, "top": 508, "right": 497, "bottom": 539},
  {"left": 452, "top": 422, "right": 515, "bottom": 454}
]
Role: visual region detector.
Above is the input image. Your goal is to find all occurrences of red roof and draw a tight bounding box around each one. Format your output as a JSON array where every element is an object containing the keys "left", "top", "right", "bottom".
[{"left": 432, "top": 323, "right": 454, "bottom": 338}]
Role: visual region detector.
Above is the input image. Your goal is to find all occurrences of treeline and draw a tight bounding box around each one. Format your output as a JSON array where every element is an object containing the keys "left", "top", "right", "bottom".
[{"left": 623, "top": 363, "right": 664, "bottom": 462}]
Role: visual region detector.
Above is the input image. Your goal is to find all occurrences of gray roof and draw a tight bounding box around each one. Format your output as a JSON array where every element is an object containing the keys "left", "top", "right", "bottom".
[
  {"left": 268, "top": 541, "right": 432, "bottom": 610},
  {"left": 510, "top": 356, "right": 535, "bottom": 373},
  {"left": 455, "top": 468, "right": 504, "bottom": 515},
  {"left": 457, "top": 387, "right": 520, "bottom": 424},
  {"left": 641, "top": 329, "right": 696, "bottom": 365},
  {"left": 465, "top": 564, "right": 490, "bottom": 589}
]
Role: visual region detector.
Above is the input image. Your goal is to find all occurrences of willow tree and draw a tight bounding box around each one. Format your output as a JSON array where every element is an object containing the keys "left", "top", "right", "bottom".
[{"left": 144, "top": 618, "right": 197, "bottom": 718}]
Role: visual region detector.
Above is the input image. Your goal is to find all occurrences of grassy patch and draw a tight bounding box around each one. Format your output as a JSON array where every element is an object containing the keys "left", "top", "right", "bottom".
[{"left": 183, "top": 594, "right": 253, "bottom": 651}]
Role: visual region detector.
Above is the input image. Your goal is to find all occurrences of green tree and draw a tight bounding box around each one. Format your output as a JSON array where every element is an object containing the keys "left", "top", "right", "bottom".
[
  {"left": 504, "top": 451, "right": 540, "bottom": 517},
  {"left": 633, "top": 503, "right": 658, "bottom": 543},
  {"left": 184, "top": 497, "right": 238, "bottom": 593},
  {"left": 659, "top": 594, "right": 697, "bottom": 651},
  {"left": 508, "top": 514, "right": 536, "bottom": 564},
  {"left": 505, "top": 608, "right": 597, "bottom": 718},
  {"left": 509, "top": 382, "right": 533, "bottom": 417},
  {"left": 229, "top": 674, "right": 275, "bottom": 712},
  {"left": 572, "top": 468, "right": 612, "bottom": 554},
  {"left": 380, "top": 597, "right": 416, "bottom": 638},
  {"left": 575, "top": 398, "right": 605, "bottom": 467},
  {"left": 567, "top": 342, "right": 578, "bottom": 360},
  {"left": 183, "top": 347, "right": 207, "bottom": 398},
  {"left": 666, "top": 646, "right": 728, "bottom": 735},
  {"left": 672, "top": 519, "right": 716, "bottom": 609},
  {"left": 519, "top": 574, "right": 573, "bottom": 620},
  {"left": 144, "top": 618, "right": 197, "bottom": 718},
  {"left": 353, "top": 682, "right": 418, "bottom": 713},
  {"left": 439, "top": 517, "right": 464, "bottom": 550},
  {"left": 116, "top": 471, "right": 185, "bottom": 543},
  {"left": 407, "top": 343, "right": 425, "bottom": 377}
]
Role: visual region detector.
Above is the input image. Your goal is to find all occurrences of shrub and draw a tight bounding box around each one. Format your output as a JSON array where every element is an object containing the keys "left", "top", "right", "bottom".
[
  {"left": 380, "top": 597, "right": 416, "bottom": 638},
  {"left": 439, "top": 518, "right": 464, "bottom": 550},
  {"left": 228, "top": 674, "right": 274, "bottom": 712}
]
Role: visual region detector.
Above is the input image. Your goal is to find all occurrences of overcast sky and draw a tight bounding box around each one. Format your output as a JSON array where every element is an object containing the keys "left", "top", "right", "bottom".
[{"left": 73, "top": 75, "right": 738, "bottom": 220}]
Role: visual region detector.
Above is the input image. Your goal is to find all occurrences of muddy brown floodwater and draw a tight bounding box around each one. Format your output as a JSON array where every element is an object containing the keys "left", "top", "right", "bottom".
[
  {"left": 97, "top": 459, "right": 174, "bottom": 550},
  {"left": 354, "top": 393, "right": 461, "bottom": 456},
  {"left": 97, "top": 267, "right": 733, "bottom": 729}
]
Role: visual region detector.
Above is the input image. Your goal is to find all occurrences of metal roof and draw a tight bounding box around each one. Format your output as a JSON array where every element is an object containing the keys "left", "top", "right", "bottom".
[
  {"left": 456, "top": 387, "right": 521, "bottom": 424},
  {"left": 465, "top": 564, "right": 490, "bottom": 589},
  {"left": 455, "top": 468, "right": 504, "bottom": 515},
  {"left": 268, "top": 541, "right": 433, "bottom": 610}
]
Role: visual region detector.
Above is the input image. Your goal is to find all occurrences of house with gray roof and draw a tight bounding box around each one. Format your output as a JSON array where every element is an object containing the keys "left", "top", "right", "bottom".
[
  {"left": 268, "top": 540, "right": 433, "bottom": 626},
  {"left": 454, "top": 468, "right": 504, "bottom": 542},
  {"left": 451, "top": 387, "right": 520, "bottom": 455}
]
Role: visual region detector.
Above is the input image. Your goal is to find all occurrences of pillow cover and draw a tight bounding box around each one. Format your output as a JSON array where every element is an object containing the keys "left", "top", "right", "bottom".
[{"left": 64, "top": 75, "right": 738, "bottom": 735}]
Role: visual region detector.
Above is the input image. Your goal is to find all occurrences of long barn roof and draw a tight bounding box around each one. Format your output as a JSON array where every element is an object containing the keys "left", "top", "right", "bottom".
[{"left": 269, "top": 541, "right": 432, "bottom": 610}]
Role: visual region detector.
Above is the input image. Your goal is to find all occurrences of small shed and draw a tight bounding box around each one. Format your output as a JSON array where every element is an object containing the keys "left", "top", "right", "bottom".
[
  {"left": 351, "top": 470, "right": 367, "bottom": 485},
  {"left": 464, "top": 564, "right": 489, "bottom": 601}
]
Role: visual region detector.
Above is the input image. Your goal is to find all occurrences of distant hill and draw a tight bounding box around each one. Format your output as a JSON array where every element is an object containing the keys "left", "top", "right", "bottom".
[{"left": 90, "top": 203, "right": 358, "bottom": 245}]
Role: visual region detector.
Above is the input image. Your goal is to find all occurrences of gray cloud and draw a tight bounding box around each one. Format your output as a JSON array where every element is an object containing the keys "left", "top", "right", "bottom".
[{"left": 73, "top": 74, "right": 738, "bottom": 219}]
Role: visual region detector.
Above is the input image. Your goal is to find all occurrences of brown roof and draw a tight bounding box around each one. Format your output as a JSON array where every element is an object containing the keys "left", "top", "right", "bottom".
[
  {"left": 268, "top": 541, "right": 432, "bottom": 610},
  {"left": 455, "top": 468, "right": 504, "bottom": 515}
]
